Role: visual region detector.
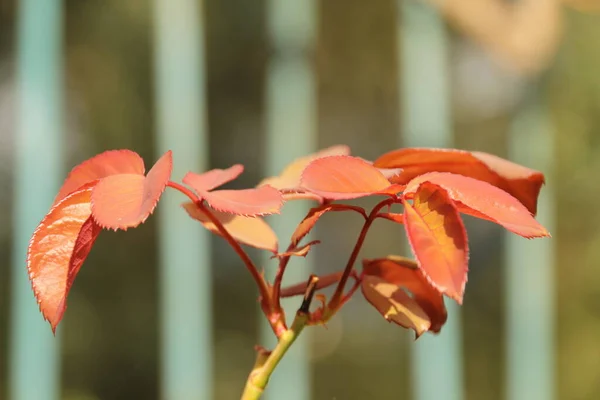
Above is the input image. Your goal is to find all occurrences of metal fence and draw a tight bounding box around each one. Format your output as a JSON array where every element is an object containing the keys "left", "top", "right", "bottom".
[{"left": 7, "top": 1, "right": 554, "bottom": 399}]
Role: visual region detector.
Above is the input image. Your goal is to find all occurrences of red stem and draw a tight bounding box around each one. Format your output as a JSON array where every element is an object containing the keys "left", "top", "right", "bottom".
[
  {"left": 166, "top": 181, "right": 283, "bottom": 335},
  {"left": 328, "top": 197, "right": 397, "bottom": 310}
]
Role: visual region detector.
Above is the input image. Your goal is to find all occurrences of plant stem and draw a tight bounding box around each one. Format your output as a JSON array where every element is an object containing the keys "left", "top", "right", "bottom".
[
  {"left": 167, "top": 181, "right": 284, "bottom": 336},
  {"left": 240, "top": 275, "right": 319, "bottom": 400},
  {"left": 327, "top": 198, "right": 397, "bottom": 311}
]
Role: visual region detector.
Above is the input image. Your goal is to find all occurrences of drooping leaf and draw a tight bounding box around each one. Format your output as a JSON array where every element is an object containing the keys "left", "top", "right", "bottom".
[
  {"left": 403, "top": 183, "right": 469, "bottom": 303},
  {"left": 362, "top": 256, "right": 447, "bottom": 332},
  {"left": 373, "top": 147, "right": 545, "bottom": 214},
  {"left": 91, "top": 151, "right": 173, "bottom": 230},
  {"left": 300, "top": 156, "right": 402, "bottom": 200},
  {"left": 28, "top": 184, "right": 102, "bottom": 332},
  {"left": 280, "top": 270, "right": 344, "bottom": 298},
  {"left": 182, "top": 202, "right": 278, "bottom": 252},
  {"left": 201, "top": 186, "right": 284, "bottom": 216},
  {"left": 182, "top": 164, "right": 244, "bottom": 193},
  {"left": 290, "top": 203, "right": 366, "bottom": 247},
  {"left": 361, "top": 275, "right": 431, "bottom": 337},
  {"left": 404, "top": 172, "right": 550, "bottom": 238},
  {"left": 259, "top": 145, "right": 351, "bottom": 190},
  {"left": 273, "top": 240, "right": 320, "bottom": 259},
  {"left": 54, "top": 149, "right": 145, "bottom": 206}
]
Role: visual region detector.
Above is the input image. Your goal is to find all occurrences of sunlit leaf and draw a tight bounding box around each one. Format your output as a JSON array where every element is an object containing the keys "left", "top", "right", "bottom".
[
  {"left": 91, "top": 151, "right": 173, "bottom": 230},
  {"left": 404, "top": 172, "right": 550, "bottom": 238},
  {"left": 373, "top": 147, "right": 545, "bottom": 214},
  {"left": 290, "top": 203, "right": 366, "bottom": 247},
  {"left": 183, "top": 164, "right": 244, "bottom": 193},
  {"left": 361, "top": 275, "right": 431, "bottom": 337},
  {"left": 182, "top": 202, "right": 278, "bottom": 252},
  {"left": 28, "top": 184, "right": 102, "bottom": 332},
  {"left": 403, "top": 183, "right": 469, "bottom": 303},
  {"left": 362, "top": 256, "right": 447, "bottom": 332},
  {"left": 259, "top": 145, "right": 351, "bottom": 190},
  {"left": 300, "top": 156, "right": 402, "bottom": 200},
  {"left": 54, "top": 149, "right": 145, "bottom": 206},
  {"left": 201, "top": 185, "right": 283, "bottom": 216}
]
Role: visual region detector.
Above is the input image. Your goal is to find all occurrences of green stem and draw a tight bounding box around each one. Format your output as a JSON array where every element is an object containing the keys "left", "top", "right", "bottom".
[{"left": 240, "top": 275, "right": 318, "bottom": 400}]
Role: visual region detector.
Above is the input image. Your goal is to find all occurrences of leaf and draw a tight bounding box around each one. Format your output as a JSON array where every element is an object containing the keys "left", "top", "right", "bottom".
[
  {"left": 182, "top": 202, "right": 278, "bottom": 252},
  {"left": 300, "top": 156, "right": 402, "bottom": 200},
  {"left": 91, "top": 151, "right": 173, "bottom": 230},
  {"left": 403, "top": 183, "right": 469, "bottom": 303},
  {"left": 259, "top": 145, "right": 351, "bottom": 190},
  {"left": 361, "top": 275, "right": 431, "bottom": 337},
  {"left": 290, "top": 203, "right": 366, "bottom": 247},
  {"left": 280, "top": 270, "right": 344, "bottom": 298},
  {"left": 28, "top": 184, "right": 102, "bottom": 332},
  {"left": 273, "top": 240, "right": 320, "bottom": 259},
  {"left": 404, "top": 172, "right": 550, "bottom": 238},
  {"left": 200, "top": 186, "right": 283, "bottom": 216},
  {"left": 373, "top": 147, "right": 545, "bottom": 215},
  {"left": 182, "top": 164, "right": 244, "bottom": 193},
  {"left": 54, "top": 149, "right": 145, "bottom": 206},
  {"left": 362, "top": 256, "right": 447, "bottom": 332}
]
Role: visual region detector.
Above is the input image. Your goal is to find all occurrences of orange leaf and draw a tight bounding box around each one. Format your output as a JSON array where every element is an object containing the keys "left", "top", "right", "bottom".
[
  {"left": 405, "top": 172, "right": 550, "bottom": 238},
  {"left": 182, "top": 202, "right": 278, "bottom": 252},
  {"left": 54, "top": 149, "right": 145, "bottom": 206},
  {"left": 361, "top": 275, "right": 431, "bottom": 338},
  {"left": 290, "top": 203, "right": 366, "bottom": 247},
  {"left": 403, "top": 183, "right": 469, "bottom": 303},
  {"left": 182, "top": 164, "right": 244, "bottom": 193},
  {"left": 91, "top": 150, "right": 173, "bottom": 230},
  {"left": 373, "top": 148, "right": 544, "bottom": 215},
  {"left": 259, "top": 145, "right": 351, "bottom": 190},
  {"left": 28, "top": 184, "right": 102, "bottom": 332},
  {"left": 300, "top": 156, "right": 401, "bottom": 200},
  {"left": 200, "top": 186, "right": 284, "bottom": 216},
  {"left": 362, "top": 256, "right": 447, "bottom": 333}
]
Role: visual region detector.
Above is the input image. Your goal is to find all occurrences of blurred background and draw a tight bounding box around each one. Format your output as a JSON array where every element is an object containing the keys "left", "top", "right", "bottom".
[{"left": 1, "top": 0, "right": 600, "bottom": 399}]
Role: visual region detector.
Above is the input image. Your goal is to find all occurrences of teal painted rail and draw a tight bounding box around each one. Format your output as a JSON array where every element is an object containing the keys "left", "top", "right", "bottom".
[
  {"left": 8, "top": 1, "right": 64, "bottom": 399},
  {"left": 260, "top": 1, "right": 317, "bottom": 399},
  {"left": 506, "top": 89, "right": 555, "bottom": 400},
  {"left": 398, "top": 2, "right": 465, "bottom": 399},
  {"left": 152, "top": 0, "right": 212, "bottom": 399}
]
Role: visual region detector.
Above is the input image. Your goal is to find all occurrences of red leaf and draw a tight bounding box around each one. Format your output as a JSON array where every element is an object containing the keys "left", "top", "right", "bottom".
[
  {"left": 361, "top": 275, "right": 432, "bottom": 337},
  {"left": 54, "top": 149, "right": 145, "bottom": 206},
  {"left": 91, "top": 151, "right": 173, "bottom": 230},
  {"left": 362, "top": 256, "right": 447, "bottom": 333},
  {"left": 300, "top": 156, "right": 402, "bottom": 200},
  {"left": 200, "top": 186, "right": 284, "bottom": 216},
  {"left": 182, "top": 202, "right": 278, "bottom": 252},
  {"left": 404, "top": 172, "right": 550, "bottom": 238},
  {"left": 183, "top": 164, "right": 244, "bottom": 193},
  {"left": 373, "top": 147, "right": 545, "bottom": 215},
  {"left": 403, "top": 183, "right": 469, "bottom": 303},
  {"left": 28, "top": 184, "right": 102, "bottom": 332},
  {"left": 290, "top": 203, "right": 366, "bottom": 247},
  {"left": 259, "top": 145, "right": 351, "bottom": 190}
]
